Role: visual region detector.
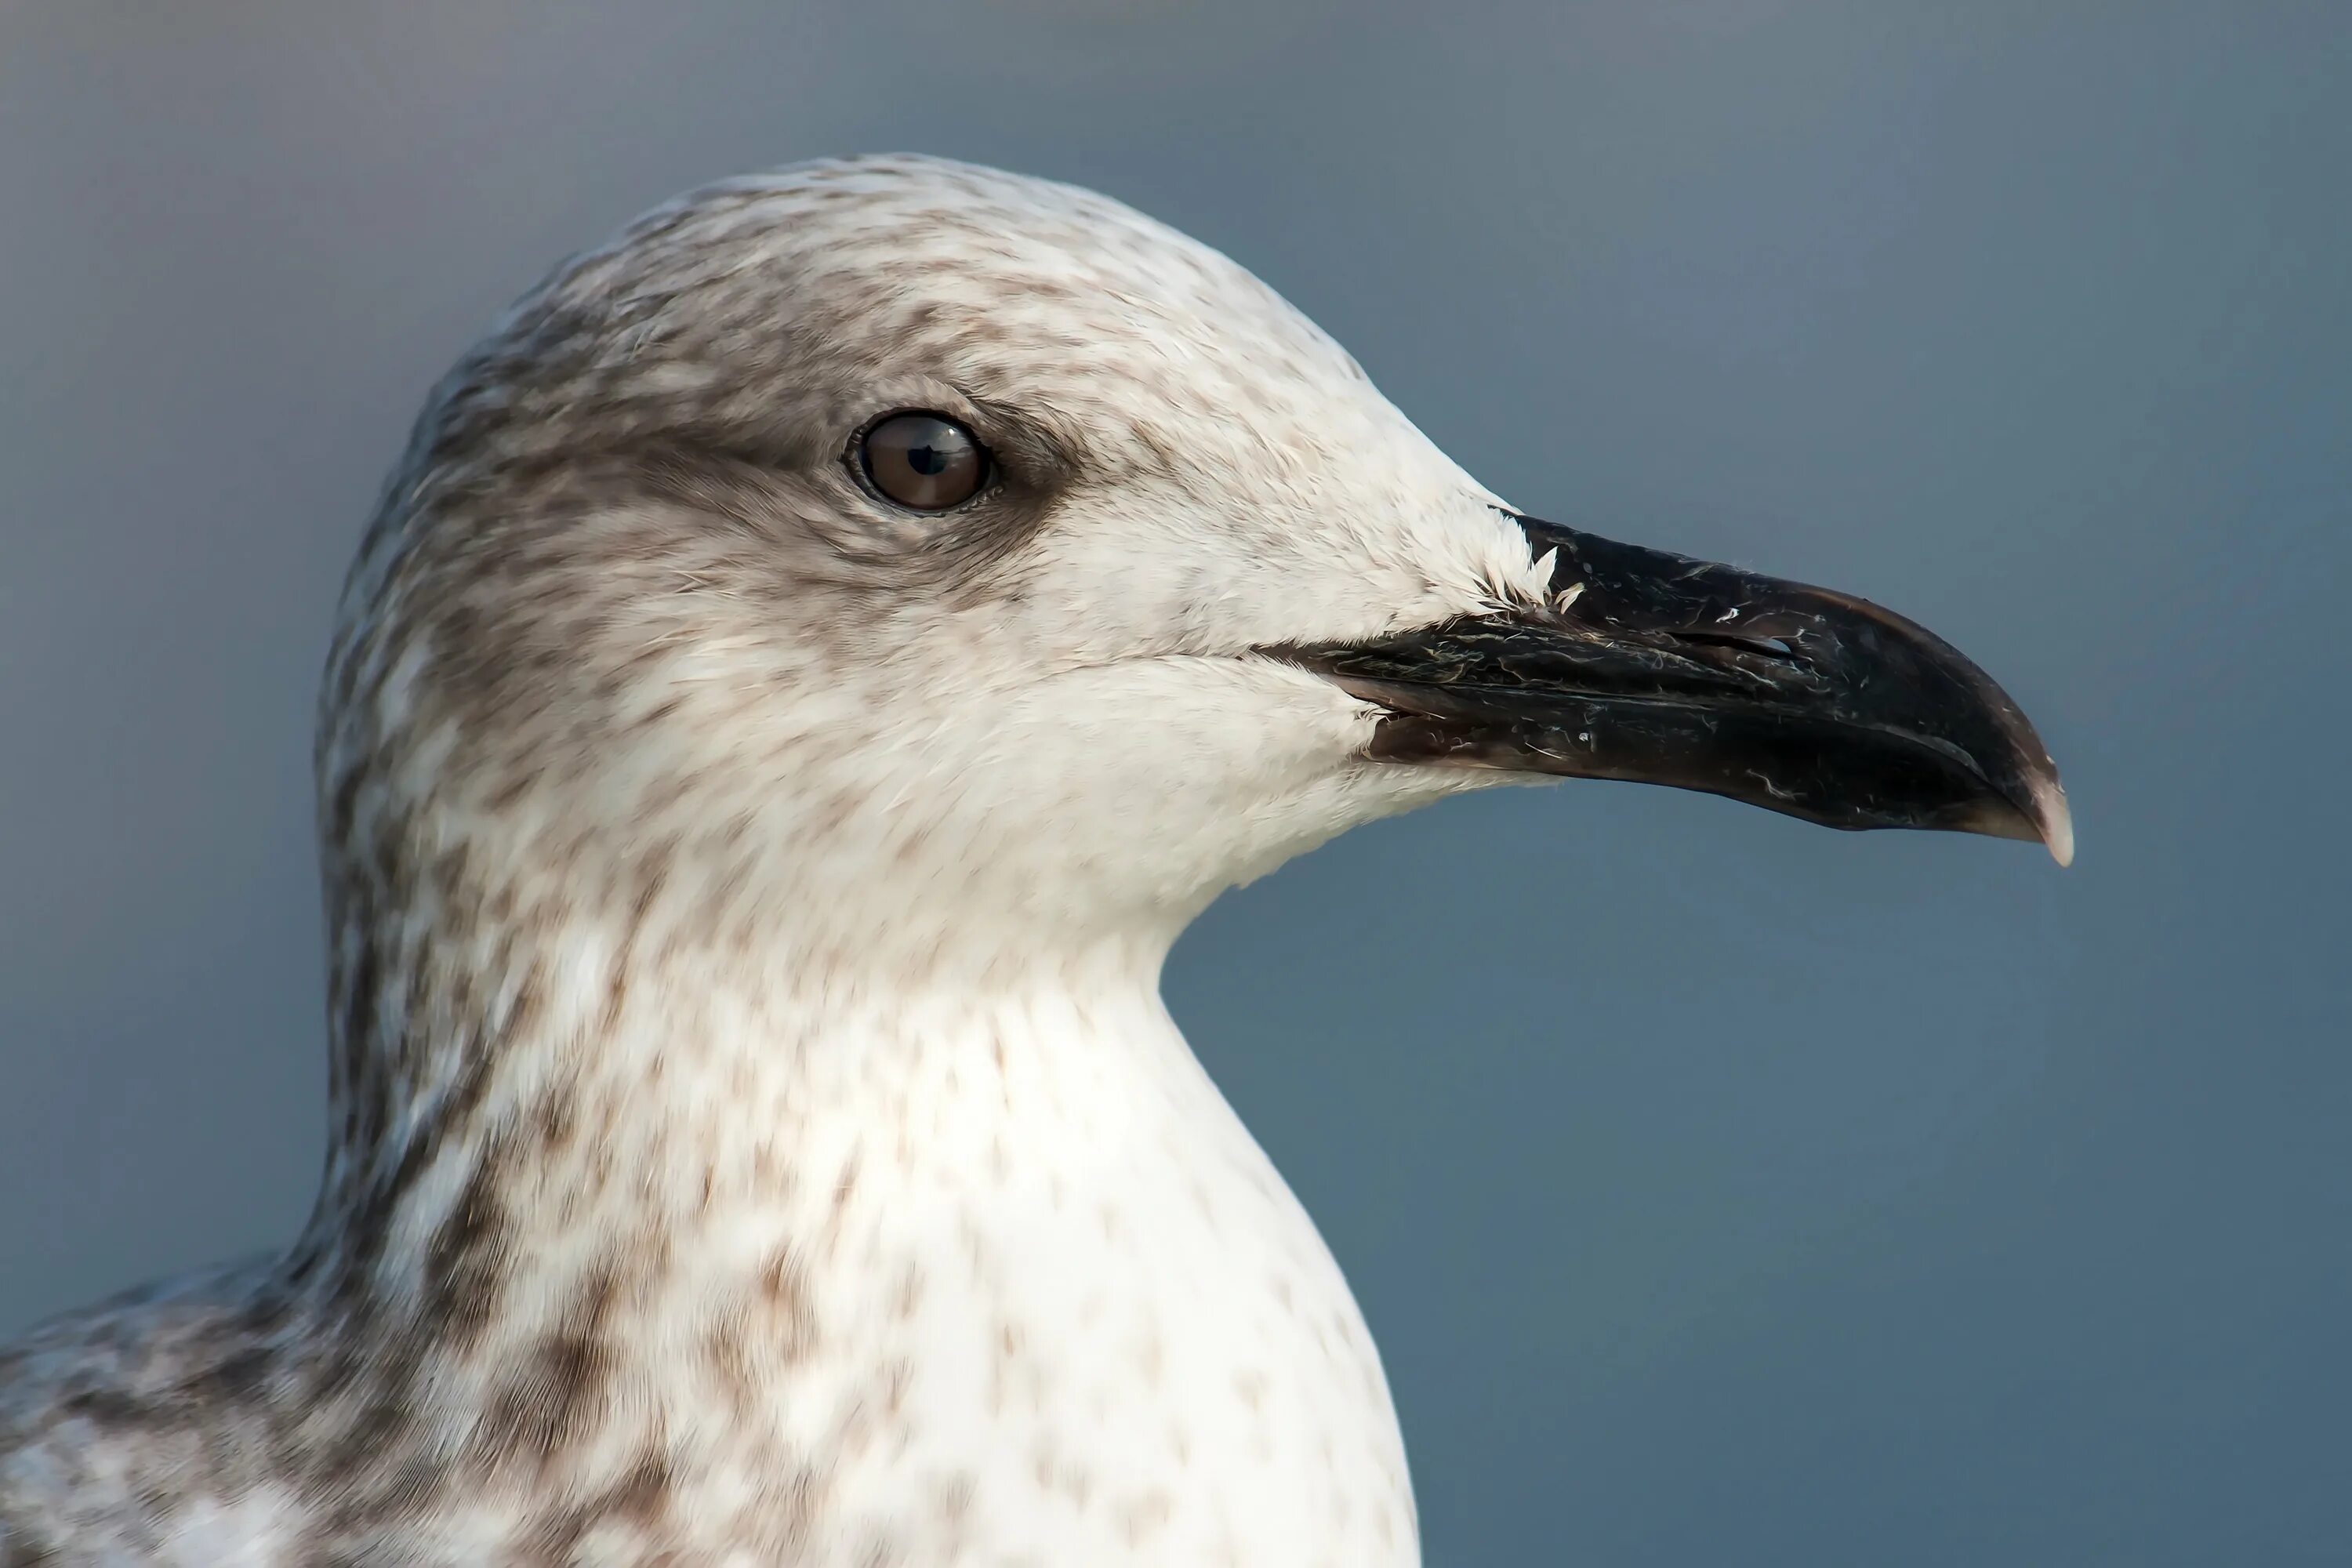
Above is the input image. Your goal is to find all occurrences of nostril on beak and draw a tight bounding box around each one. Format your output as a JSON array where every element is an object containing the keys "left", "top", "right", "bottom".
[{"left": 1666, "top": 630, "right": 1805, "bottom": 665}]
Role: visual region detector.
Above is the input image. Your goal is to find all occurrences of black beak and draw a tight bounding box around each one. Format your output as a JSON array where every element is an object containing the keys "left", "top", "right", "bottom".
[{"left": 1277, "top": 513, "right": 2073, "bottom": 864}]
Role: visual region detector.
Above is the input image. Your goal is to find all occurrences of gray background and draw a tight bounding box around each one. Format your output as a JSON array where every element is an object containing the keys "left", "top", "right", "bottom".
[{"left": 3, "top": 2, "right": 2346, "bottom": 1562}]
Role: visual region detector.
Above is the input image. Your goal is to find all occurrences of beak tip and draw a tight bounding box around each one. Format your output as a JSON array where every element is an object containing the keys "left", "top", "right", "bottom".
[{"left": 2032, "top": 779, "right": 2075, "bottom": 868}]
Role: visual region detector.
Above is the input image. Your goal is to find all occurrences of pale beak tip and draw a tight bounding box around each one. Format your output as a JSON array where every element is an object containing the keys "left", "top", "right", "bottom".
[{"left": 2034, "top": 780, "right": 2075, "bottom": 868}]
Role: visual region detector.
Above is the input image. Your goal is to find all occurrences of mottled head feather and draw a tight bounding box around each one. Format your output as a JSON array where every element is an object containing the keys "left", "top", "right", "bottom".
[{"left": 5, "top": 154, "right": 1536, "bottom": 1565}]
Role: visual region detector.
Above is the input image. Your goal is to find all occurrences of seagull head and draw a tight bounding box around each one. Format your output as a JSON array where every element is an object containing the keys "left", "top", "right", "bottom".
[{"left": 325, "top": 154, "right": 2068, "bottom": 982}]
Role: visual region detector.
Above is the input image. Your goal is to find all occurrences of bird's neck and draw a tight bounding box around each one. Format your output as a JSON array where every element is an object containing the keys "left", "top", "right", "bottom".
[
  {"left": 284, "top": 895, "right": 1205, "bottom": 1363},
  {"left": 256, "top": 891, "right": 1414, "bottom": 1564}
]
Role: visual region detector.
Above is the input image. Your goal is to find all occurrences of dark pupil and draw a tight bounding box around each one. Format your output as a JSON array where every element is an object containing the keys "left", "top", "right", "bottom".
[{"left": 863, "top": 412, "right": 985, "bottom": 510}]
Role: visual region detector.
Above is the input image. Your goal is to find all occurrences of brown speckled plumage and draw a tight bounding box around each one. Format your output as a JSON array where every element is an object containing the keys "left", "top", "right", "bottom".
[{"left": 3, "top": 154, "right": 1563, "bottom": 1564}]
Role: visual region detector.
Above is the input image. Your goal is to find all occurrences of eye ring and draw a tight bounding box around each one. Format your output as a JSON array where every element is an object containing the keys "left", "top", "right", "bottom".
[{"left": 853, "top": 410, "right": 992, "bottom": 512}]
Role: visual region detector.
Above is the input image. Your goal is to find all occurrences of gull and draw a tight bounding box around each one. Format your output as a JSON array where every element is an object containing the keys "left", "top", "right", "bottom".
[{"left": 0, "top": 155, "right": 2070, "bottom": 1566}]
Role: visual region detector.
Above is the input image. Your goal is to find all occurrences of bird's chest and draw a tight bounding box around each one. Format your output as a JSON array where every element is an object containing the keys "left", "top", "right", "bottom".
[{"left": 644, "top": 1010, "right": 1421, "bottom": 1566}]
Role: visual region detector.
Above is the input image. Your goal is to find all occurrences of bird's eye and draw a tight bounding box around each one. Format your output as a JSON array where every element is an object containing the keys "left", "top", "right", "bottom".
[{"left": 856, "top": 412, "right": 990, "bottom": 511}]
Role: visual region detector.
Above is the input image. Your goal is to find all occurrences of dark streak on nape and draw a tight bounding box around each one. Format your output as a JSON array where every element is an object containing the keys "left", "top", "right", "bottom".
[
  {"left": 418, "top": 1150, "right": 515, "bottom": 1354},
  {"left": 183, "top": 1344, "right": 274, "bottom": 1410},
  {"left": 334, "top": 935, "right": 382, "bottom": 1115},
  {"left": 529, "top": 1078, "right": 579, "bottom": 1154},
  {"left": 229, "top": 1280, "right": 297, "bottom": 1341},
  {"left": 325, "top": 929, "right": 546, "bottom": 1305},
  {"left": 470, "top": 1256, "right": 627, "bottom": 1473},
  {"left": 476, "top": 1328, "right": 610, "bottom": 1468},
  {"left": 54, "top": 1385, "right": 151, "bottom": 1431},
  {"left": 324, "top": 757, "right": 367, "bottom": 850}
]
